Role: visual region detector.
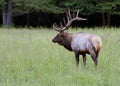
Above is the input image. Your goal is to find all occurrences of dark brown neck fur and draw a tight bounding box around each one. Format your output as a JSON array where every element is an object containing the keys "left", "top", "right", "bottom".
[{"left": 62, "top": 33, "right": 73, "bottom": 51}]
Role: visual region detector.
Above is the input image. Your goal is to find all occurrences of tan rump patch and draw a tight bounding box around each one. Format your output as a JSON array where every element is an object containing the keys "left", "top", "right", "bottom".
[{"left": 91, "top": 36, "right": 102, "bottom": 52}]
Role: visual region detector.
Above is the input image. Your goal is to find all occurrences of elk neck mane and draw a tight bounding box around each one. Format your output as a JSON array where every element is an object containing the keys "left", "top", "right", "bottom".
[{"left": 62, "top": 32, "right": 73, "bottom": 51}]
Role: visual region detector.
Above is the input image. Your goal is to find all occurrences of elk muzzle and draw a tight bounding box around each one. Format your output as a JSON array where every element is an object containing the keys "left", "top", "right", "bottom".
[{"left": 52, "top": 38, "right": 56, "bottom": 43}]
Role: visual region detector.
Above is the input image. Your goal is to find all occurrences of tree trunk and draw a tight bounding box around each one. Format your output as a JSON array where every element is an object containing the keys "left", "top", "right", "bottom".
[
  {"left": 102, "top": 13, "right": 105, "bottom": 27},
  {"left": 2, "top": 0, "right": 13, "bottom": 26},
  {"left": 2, "top": 3, "right": 7, "bottom": 25},
  {"left": 107, "top": 13, "right": 111, "bottom": 27},
  {"left": 6, "top": 0, "right": 13, "bottom": 26}
]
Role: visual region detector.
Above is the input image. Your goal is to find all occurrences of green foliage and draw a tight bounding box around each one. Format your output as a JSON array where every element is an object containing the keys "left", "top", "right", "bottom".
[
  {"left": 0, "top": 0, "right": 120, "bottom": 15},
  {"left": 0, "top": 0, "right": 5, "bottom": 11},
  {"left": 53, "top": 0, "right": 97, "bottom": 15},
  {"left": 0, "top": 0, "right": 120, "bottom": 27},
  {"left": 0, "top": 28, "right": 120, "bottom": 85},
  {"left": 0, "top": 0, "right": 5, "bottom": 6},
  {"left": 13, "top": 0, "right": 64, "bottom": 15},
  {"left": 95, "top": 0, "right": 120, "bottom": 14},
  {"left": 112, "top": 0, "right": 120, "bottom": 15},
  {"left": 1, "top": 0, "right": 120, "bottom": 15}
]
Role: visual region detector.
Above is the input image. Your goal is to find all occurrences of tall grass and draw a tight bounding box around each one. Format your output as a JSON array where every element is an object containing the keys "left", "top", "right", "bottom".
[{"left": 0, "top": 27, "right": 120, "bottom": 86}]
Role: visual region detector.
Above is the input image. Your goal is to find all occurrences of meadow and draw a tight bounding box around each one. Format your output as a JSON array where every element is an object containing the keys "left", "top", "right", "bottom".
[{"left": 0, "top": 27, "right": 120, "bottom": 86}]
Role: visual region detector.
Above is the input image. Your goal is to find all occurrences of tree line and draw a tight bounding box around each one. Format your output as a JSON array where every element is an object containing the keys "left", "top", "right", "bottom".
[{"left": 0, "top": 0, "right": 120, "bottom": 27}]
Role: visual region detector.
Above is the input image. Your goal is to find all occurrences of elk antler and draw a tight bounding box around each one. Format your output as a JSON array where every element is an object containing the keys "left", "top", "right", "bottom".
[{"left": 53, "top": 8, "right": 87, "bottom": 32}]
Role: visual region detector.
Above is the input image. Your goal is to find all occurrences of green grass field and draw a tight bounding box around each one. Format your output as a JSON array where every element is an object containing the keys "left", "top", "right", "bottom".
[{"left": 0, "top": 27, "right": 120, "bottom": 86}]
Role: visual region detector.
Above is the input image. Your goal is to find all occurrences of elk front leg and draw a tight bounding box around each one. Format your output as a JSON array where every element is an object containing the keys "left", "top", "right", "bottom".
[
  {"left": 75, "top": 52, "right": 79, "bottom": 67},
  {"left": 82, "top": 53, "right": 86, "bottom": 67}
]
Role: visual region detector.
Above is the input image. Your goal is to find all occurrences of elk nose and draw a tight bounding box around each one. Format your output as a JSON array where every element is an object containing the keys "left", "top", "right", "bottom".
[{"left": 52, "top": 39, "right": 55, "bottom": 43}]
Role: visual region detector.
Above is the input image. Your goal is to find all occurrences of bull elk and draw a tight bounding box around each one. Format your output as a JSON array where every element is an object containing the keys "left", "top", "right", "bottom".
[{"left": 52, "top": 9, "right": 102, "bottom": 67}]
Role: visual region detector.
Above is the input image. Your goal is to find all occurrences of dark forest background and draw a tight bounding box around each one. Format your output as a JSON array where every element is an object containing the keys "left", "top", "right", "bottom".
[{"left": 0, "top": 0, "right": 120, "bottom": 28}]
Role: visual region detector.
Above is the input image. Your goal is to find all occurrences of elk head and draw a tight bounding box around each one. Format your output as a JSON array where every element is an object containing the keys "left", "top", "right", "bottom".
[{"left": 52, "top": 8, "right": 87, "bottom": 45}]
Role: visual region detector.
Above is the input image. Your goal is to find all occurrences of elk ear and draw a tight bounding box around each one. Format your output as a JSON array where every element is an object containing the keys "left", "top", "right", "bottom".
[
  {"left": 62, "top": 31, "right": 68, "bottom": 37},
  {"left": 60, "top": 31, "right": 65, "bottom": 37}
]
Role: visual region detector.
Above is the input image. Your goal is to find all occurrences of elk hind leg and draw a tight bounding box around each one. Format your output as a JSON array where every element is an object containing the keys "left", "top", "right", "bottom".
[{"left": 89, "top": 50, "right": 98, "bottom": 67}]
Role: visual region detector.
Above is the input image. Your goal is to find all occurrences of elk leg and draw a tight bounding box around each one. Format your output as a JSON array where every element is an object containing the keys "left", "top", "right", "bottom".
[
  {"left": 96, "top": 51, "right": 99, "bottom": 59},
  {"left": 82, "top": 53, "right": 86, "bottom": 67},
  {"left": 75, "top": 52, "right": 79, "bottom": 66},
  {"left": 89, "top": 50, "right": 98, "bottom": 67}
]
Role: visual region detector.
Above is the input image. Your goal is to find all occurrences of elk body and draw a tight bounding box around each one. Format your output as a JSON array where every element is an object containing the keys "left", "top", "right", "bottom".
[{"left": 52, "top": 9, "right": 102, "bottom": 67}]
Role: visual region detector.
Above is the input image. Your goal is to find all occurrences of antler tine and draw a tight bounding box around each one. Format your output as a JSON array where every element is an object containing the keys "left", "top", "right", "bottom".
[
  {"left": 53, "top": 23, "right": 57, "bottom": 29},
  {"left": 53, "top": 9, "right": 87, "bottom": 32},
  {"left": 61, "top": 9, "right": 77, "bottom": 31},
  {"left": 54, "top": 22, "right": 58, "bottom": 27},
  {"left": 66, "top": 11, "right": 70, "bottom": 23},
  {"left": 68, "top": 8, "right": 72, "bottom": 20},
  {"left": 76, "top": 9, "right": 79, "bottom": 17},
  {"left": 60, "top": 22, "right": 63, "bottom": 28},
  {"left": 63, "top": 17, "right": 66, "bottom": 25},
  {"left": 53, "top": 23, "right": 61, "bottom": 32},
  {"left": 62, "top": 9, "right": 87, "bottom": 31}
]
